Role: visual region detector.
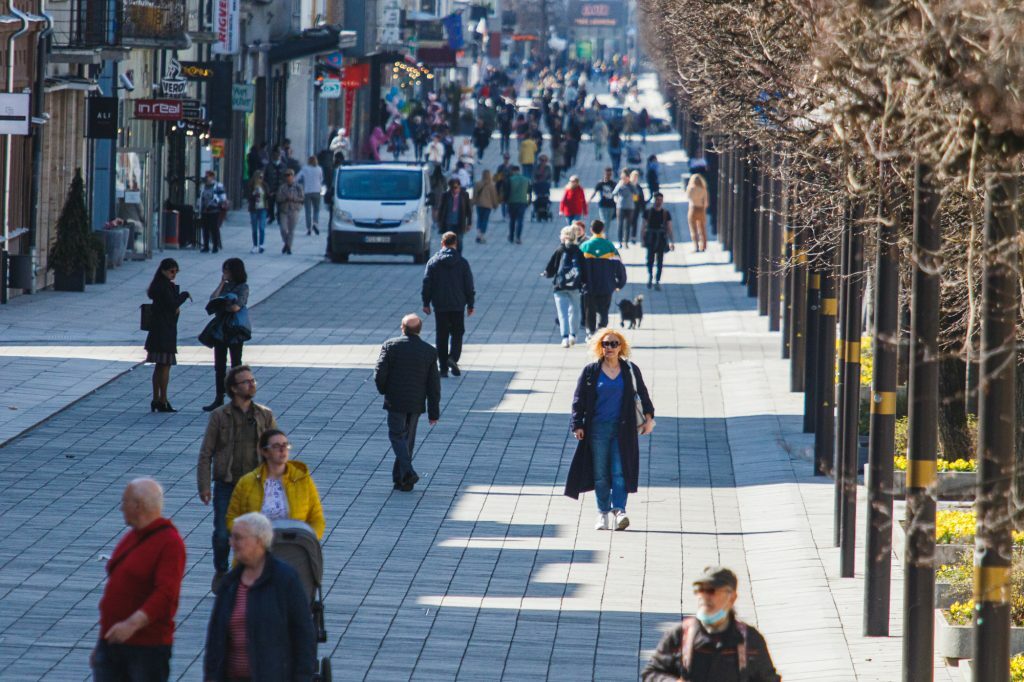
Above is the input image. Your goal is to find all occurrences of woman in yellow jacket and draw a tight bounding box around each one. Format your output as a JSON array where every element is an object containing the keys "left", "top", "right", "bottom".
[{"left": 226, "top": 429, "right": 325, "bottom": 539}]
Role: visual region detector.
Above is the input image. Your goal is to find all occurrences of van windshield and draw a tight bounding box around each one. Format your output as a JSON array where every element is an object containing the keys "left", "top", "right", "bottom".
[{"left": 336, "top": 169, "right": 422, "bottom": 200}]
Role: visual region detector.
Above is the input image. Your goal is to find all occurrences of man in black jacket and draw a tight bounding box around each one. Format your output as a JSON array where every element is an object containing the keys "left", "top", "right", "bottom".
[
  {"left": 435, "top": 179, "right": 472, "bottom": 253},
  {"left": 642, "top": 566, "right": 780, "bottom": 682},
  {"left": 374, "top": 314, "right": 441, "bottom": 491},
  {"left": 422, "top": 232, "right": 476, "bottom": 377}
]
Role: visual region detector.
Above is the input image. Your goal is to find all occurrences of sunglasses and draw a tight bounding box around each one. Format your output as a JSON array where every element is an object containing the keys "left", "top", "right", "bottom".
[{"left": 601, "top": 340, "right": 621, "bottom": 349}]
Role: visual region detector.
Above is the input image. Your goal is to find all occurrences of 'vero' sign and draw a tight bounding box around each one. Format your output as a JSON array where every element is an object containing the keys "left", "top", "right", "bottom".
[
  {"left": 134, "top": 99, "right": 184, "bottom": 121},
  {"left": 212, "top": 0, "right": 240, "bottom": 55}
]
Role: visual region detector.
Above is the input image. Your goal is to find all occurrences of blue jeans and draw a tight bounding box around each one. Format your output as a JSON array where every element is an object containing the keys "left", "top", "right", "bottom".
[
  {"left": 523, "top": 163, "right": 534, "bottom": 179},
  {"left": 564, "top": 214, "right": 582, "bottom": 225},
  {"left": 212, "top": 480, "right": 236, "bottom": 573},
  {"left": 92, "top": 640, "right": 171, "bottom": 682},
  {"left": 599, "top": 206, "right": 615, "bottom": 227},
  {"left": 249, "top": 209, "right": 266, "bottom": 247},
  {"left": 303, "top": 193, "right": 321, "bottom": 232},
  {"left": 476, "top": 206, "right": 492, "bottom": 234},
  {"left": 508, "top": 203, "right": 527, "bottom": 241},
  {"left": 591, "top": 420, "right": 627, "bottom": 513},
  {"left": 553, "top": 290, "right": 580, "bottom": 338}
]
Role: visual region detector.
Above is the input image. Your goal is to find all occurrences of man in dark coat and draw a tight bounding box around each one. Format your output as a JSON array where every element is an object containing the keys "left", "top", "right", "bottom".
[
  {"left": 642, "top": 566, "right": 780, "bottom": 682},
  {"left": 435, "top": 178, "right": 473, "bottom": 252},
  {"left": 374, "top": 314, "right": 442, "bottom": 491},
  {"left": 422, "top": 232, "right": 475, "bottom": 378}
]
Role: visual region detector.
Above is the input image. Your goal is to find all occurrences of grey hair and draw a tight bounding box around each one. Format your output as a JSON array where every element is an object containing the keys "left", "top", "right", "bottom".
[
  {"left": 560, "top": 225, "right": 577, "bottom": 243},
  {"left": 234, "top": 512, "right": 274, "bottom": 550},
  {"left": 127, "top": 477, "right": 164, "bottom": 513}
]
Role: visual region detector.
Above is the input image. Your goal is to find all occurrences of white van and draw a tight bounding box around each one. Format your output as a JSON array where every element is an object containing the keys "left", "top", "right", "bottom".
[{"left": 329, "top": 162, "right": 432, "bottom": 263}]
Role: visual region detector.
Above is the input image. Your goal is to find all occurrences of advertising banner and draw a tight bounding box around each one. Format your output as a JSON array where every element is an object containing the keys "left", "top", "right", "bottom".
[
  {"left": 133, "top": 99, "right": 184, "bottom": 121},
  {"left": 86, "top": 97, "right": 118, "bottom": 139},
  {"left": 212, "top": 0, "right": 240, "bottom": 55},
  {"left": 569, "top": 0, "right": 626, "bottom": 28}
]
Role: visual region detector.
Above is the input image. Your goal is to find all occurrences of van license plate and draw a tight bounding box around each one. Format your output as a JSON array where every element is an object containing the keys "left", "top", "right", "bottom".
[{"left": 365, "top": 236, "right": 391, "bottom": 244}]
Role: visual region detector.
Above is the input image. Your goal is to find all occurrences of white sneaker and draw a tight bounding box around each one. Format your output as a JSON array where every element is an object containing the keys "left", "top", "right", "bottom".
[
  {"left": 614, "top": 510, "right": 630, "bottom": 531},
  {"left": 250, "top": 246, "right": 259, "bottom": 254},
  {"left": 568, "top": 336, "right": 576, "bottom": 347},
  {"left": 595, "top": 513, "right": 610, "bottom": 530},
  {"left": 561, "top": 337, "right": 570, "bottom": 348}
]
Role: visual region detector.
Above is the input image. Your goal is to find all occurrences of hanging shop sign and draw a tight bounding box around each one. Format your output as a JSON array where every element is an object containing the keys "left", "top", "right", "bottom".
[
  {"left": 179, "top": 61, "right": 215, "bottom": 80},
  {"left": 133, "top": 99, "right": 184, "bottom": 121},
  {"left": 210, "top": 139, "right": 225, "bottom": 158},
  {"left": 161, "top": 57, "right": 188, "bottom": 97},
  {"left": 231, "top": 84, "right": 255, "bottom": 112},
  {"left": 86, "top": 97, "right": 118, "bottom": 139},
  {"left": 320, "top": 78, "right": 342, "bottom": 99},
  {"left": 569, "top": 0, "right": 627, "bottom": 28},
  {"left": 322, "top": 51, "right": 344, "bottom": 69},
  {"left": 341, "top": 63, "right": 370, "bottom": 89},
  {"left": 212, "top": 0, "right": 240, "bottom": 55},
  {"left": 416, "top": 46, "right": 456, "bottom": 68}
]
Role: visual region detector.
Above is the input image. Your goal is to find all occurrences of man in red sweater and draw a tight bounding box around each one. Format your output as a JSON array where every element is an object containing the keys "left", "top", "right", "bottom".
[{"left": 92, "top": 478, "right": 186, "bottom": 681}]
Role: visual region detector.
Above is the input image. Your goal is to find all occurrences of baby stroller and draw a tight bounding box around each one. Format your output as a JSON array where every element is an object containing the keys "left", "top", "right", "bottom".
[
  {"left": 625, "top": 143, "right": 643, "bottom": 166},
  {"left": 532, "top": 181, "right": 552, "bottom": 222},
  {"left": 273, "top": 520, "right": 331, "bottom": 682}
]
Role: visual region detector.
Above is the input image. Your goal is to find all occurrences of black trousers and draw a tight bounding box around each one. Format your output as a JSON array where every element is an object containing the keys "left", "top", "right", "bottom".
[
  {"left": 266, "top": 194, "right": 278, "bottom": 224},
  {"left": 435, "top": 310, "right": 465, "bottom": 370},
  {"left": 586, "top": 293, "right": 612, "bottom": 334},
  {"left": 388, "top": 411, "right": 420, "bottom": 484},
  {"left": 200, "top": 212, "right": 222, "bottom": 251},
  {"left": 646, "top": 249, "right": 665, "bottom": 282},
  {"left": 213, "top": 343, "right": 244, "bottom": 398}
]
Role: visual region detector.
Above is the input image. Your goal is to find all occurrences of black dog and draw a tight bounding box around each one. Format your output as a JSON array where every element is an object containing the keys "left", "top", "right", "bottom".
[{"left": 618, "top": 295, "right": 644, "bottom": 329}]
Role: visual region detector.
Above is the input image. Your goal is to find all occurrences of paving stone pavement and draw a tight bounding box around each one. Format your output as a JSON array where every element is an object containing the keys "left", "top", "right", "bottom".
[{"left": 0, "top": 76, "right": 957, "bottom": 680}]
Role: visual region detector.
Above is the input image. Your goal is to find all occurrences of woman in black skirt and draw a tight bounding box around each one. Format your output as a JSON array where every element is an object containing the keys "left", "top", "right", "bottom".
[{"left": 145, "top": 258, "right": 191, "bottom": 412}]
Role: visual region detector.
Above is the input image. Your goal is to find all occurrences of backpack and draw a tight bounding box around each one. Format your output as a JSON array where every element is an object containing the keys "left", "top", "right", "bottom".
[
  {"left": 554, "top": 248, "right": 581, "bottom": 290},
  {"left": 679, "top": 616, "right": 749, "bottom": 676}
]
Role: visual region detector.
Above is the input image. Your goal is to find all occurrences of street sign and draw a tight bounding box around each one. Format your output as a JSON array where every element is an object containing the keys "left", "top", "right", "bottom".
[
  {"left": 320, "top": 79, "right": 341, "bottom": 99},
  {"left": 133, "top": 99, "right": 184, "bottom": 121},
  {"left": 179, "top": 61, "right": 214, "bottom": 80},
  {"left": 0, "top": 93, "right": 29, "bottom": 135},
  {"left": 86, "top": 97, "right": 118, "bottom": 139},
  {"left": 181, "top": 99, "right": 205, "bottom": 120},
  {"left": 231, "top": 84, "right": 254, "bottom": 112}
]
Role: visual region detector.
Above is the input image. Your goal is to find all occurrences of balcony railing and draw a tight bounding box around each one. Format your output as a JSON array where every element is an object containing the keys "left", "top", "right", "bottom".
[
  {"left": 50, "top": 0, "right": 121, "bottom": 49},
  {"left": 121, "top": 0, "right": 188, "bottom": 47}
]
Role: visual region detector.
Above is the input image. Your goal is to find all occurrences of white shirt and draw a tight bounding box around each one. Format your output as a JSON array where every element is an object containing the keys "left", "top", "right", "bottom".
[
  {"left": 261, "top": 478, "right": 289, "bottom": 520},
  {"left": 295, "top": 165, "right": 324, "bottom": 195},
  {"left": 426, "top": 141, "right": 445, "bottom": 163}
]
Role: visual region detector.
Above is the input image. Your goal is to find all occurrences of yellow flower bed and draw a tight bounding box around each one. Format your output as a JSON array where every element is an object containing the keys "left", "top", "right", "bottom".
[
  {"left": 893, "top": 455, "right": 976, "bottom": 473},
  {"left": 1013, "top": 654, "right": 1024, "bottom": 682},
  {"left": 947, "top": 599, "right": 973, "bottom": 626},
  {"left": 934, "top": 509, "right": 1024, "bottom": 545},
  {"left": 835, "top": 335, "right": 873, "bottom": 386}
]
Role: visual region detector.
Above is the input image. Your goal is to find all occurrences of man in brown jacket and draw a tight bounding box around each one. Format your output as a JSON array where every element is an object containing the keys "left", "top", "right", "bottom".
[{"left": 197, "top": 364, "right": 277, "bottom": 590}]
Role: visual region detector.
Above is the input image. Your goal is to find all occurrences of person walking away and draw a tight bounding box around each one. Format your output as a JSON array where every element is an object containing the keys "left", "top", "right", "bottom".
[
  {"left": 473, "top": 170, "right": 500, "bottom": 244},
  {"left": 641, "top": 192, "right": 676, "bottom": 290},
  {"left": 646, "top": 154, "right": 661, "bottom": 195},
  {"left": 422, "top": 232, "right": 475, "bottom": 377},
  {"left": 628, "top": 169, "right": 647, "bottom": 246},
  {"left": 226, "top": 429, "right": 326, "bottom": 538},
  {"left": 592, "top": 117, "right": 609, "bottom": 161},
  {"left": 506, "top": 166, "right": 530, "bottom": 244},
  {"left": 246, "top": 142, "right": 268, "bottom": 180},
  {"left": 591, "top": 167, "right": 617, "bottom": 230},
  {"left": 533, "top": 155, "right": 553, "bottom": 204},
  {"left": 436, "top": 178, "right": 473, "bottom": 253},
  {"left": 580, "top": 220, "right": 627, "bottom": 336},
  {"left": 559, "top": 175, "right": 588, "bottom": 225},
  {"left": 246, "top": 171, "right": 268, "bottom": 254},
  {"left": 203, "top": 512, "right": 316, "bottom": 682},
  {"left": 552, "top": 138, "right": 568, "bottom": 185},
  {"left": 275, "top": 169, "right": 303, "bottom": 254},
  {"left": 202, "top": 258, "right": 250, "bottom": 411},
  {"left": 608, "top": 128, "right": 623, "bottom": 175},
  {"left": 494, "top": 153, "right": 513, "bottom": 220},
  {"left": 198, "top": 364, "right": 277, "bottom": 590},
  {"left": 519, "top": 133, "right": 538, "bottom": 179},
  {"left": 144, "top": 259, "right": 190, "bottom": 413},
  {"left": 687, "top": 173, "right": 710, "bottom": 252},
  {"left": 196, "top": 170, "right": 228, "bottom": 253},
  {"left": 642, "top": 566, "right": 781, "bottom": 682},
  {"left": 374, "top": 314, "right": 442, "bottom": 491},
  {"left": 472, "top": 118, "right": 490, "bottom": 162},
  {"left": 543, "top": 225, "right": 584, "bottom": 347},
  {"left": 92, "top": 478, "right": 186, "bottom": 682},
  {"left": 612, "top": 169, "right": 636, "bottom": 248},
  {"left": 295, "top": 156, "right": 323, "bottom": 236},
  {"left": 498, "top": 103, "right": 514, "bottom": 155},
  {"left": 566, "top": 329, "right": 655, "bottom": 531},
  {"left": 264, "top": 147, "right": 285, "bottom": 225},
  {"left": 638, "top": 107, "right": 650, "bottom": 144},
  {"left": 411, "top": 116, "right": 430, "bottom": 161}
]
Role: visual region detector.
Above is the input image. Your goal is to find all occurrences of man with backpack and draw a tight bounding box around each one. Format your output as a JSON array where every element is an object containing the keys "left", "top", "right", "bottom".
[
  {"left": 579, "top": 219, "right": 627, "bottom": 338},
  {"left": 542, "top": 225, "right": 584, "bottom": 347},
  {"left": 642, "top": 566, "right": 780, "bottom": 682}
]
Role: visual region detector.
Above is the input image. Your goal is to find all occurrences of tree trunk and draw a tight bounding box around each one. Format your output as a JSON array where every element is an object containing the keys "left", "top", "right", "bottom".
[{"left": 937, "top": 357, "right": 972, "bottom": 459}]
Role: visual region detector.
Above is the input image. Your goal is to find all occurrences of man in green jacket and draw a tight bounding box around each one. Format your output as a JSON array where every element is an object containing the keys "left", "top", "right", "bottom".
[{"left": 506, "top": 166, "right": 530, "bottom": 244}]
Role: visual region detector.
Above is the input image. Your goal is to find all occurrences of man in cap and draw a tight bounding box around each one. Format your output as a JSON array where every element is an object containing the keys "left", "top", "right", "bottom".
[{"left": 642, "top": 566, "right": 780, "bottom": 681}]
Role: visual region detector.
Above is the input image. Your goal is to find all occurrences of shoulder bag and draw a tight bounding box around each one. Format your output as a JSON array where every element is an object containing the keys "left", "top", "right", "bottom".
[
  {"left": 627, "top": 361, "right": 646, "bottom": 429},
  {"left": 140, "top": 303, "right": 154, "bottom": 332}
]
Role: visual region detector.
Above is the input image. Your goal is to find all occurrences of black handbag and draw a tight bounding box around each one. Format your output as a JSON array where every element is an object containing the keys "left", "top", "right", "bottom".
[{"left": 140, "top": 304, "right": 154, "bottom": 332}]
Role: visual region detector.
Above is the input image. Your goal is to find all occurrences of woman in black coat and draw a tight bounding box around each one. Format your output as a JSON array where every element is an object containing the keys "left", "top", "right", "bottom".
[
  {"left": 566, "top": 328, "right": 655, "bottom": 531},
  {"left": 144, "top": 258, "right": 190, "bottom": 412},
  {"left": 203, "top": 258, "right": 250, "bottom": 411}
]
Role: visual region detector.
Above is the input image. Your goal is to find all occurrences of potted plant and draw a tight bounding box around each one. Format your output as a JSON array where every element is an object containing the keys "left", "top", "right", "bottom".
[
  {"left": 91, "top": 232, "right": 107, "bottom": 284},
  {"left": 48, "top": 168, "right": 95, "bottom": 292}
]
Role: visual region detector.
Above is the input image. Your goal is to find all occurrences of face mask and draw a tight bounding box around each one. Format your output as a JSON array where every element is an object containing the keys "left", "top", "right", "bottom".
[{"left": 696, "top": 608, "right": 728, "bottom": 628}]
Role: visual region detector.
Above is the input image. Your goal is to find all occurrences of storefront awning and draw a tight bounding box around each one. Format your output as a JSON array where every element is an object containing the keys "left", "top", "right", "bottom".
[
  {"left": 44, "top": 76, "right": 101, "bottom": 94},
  {"left": 269, "top": 26, "right": 358, "bottom": 64}
]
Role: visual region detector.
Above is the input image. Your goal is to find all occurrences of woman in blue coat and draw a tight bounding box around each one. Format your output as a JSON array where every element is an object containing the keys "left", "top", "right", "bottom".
[{"left": 566, "top": 328, "right": 655, "bottom": 531}]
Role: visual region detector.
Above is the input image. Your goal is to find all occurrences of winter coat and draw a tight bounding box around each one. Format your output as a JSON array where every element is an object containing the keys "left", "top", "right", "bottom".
[
  {"left": 264, "top": 159, "right": 286, "bottom": 192},
  {"left": 197, "top": 401, "right": 278, "bottom": 495},
  {"left": 422, "top": 247, "right": 475, "bottom": 313},
  {"left": 564, "top": 360, "right": 654, "bottom": 499},
  {"left": 436, "top": 189, "right": 473, "bottom": 234},
  {"left": 276, "top": 182, "right": 304, "bottom": 214},
  {"left": 203, "top": 554, "right": 317, "bottom": 682},
  {"left": 374, "top": 334, "right": 442, "bottom": 420},
  {"left": 473, "top": 179, "right": 500, "bottom": 209},
  {"left": 560, "top": 186, "right": 589, "bottom": 217},
  {"left": 226, "top": 461, "right": 325, "bottom": 539},
  {"left": 579, "top": 236, "right": 627, "bottom": 296},
  {"left": 196, "top": 181, "right": 227, "bottom": 215},
  {"left": 642, "top": 616, "right": 780, "bottom": 682},
  {"left": 145, "top": 275, "right": 190, "bottom": 355},
  {"left": 507, "top": 174, "right": 531, "bottom": 205}
]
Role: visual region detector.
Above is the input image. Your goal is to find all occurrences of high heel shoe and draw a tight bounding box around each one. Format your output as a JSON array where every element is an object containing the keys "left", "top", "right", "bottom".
[
  {"left": 157, "top": 401, "right": 177, "bottom": 413},
  {"left": 202, "top": 396, "right": 225, "bottom": 412},
  {"left": 150, "top": 400, "right": 160, "bottom": 413}
]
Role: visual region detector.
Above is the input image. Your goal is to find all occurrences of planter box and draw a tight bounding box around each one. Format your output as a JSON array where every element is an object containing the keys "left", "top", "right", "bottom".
[
  {"left": 893, "top": 519, "right": 971, "bottom": 568},
  {"left": 53, "top": 269, "right": 85, "bottom": 292},
  {"left": 936, "top": 608, "right": 1024, "bottom": 660},
  {"left": 866, "top": 468, "right": 975, "bottom": 501},
  {"left": 102, "top": 227, "right": 129, "bottom": 268}
]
